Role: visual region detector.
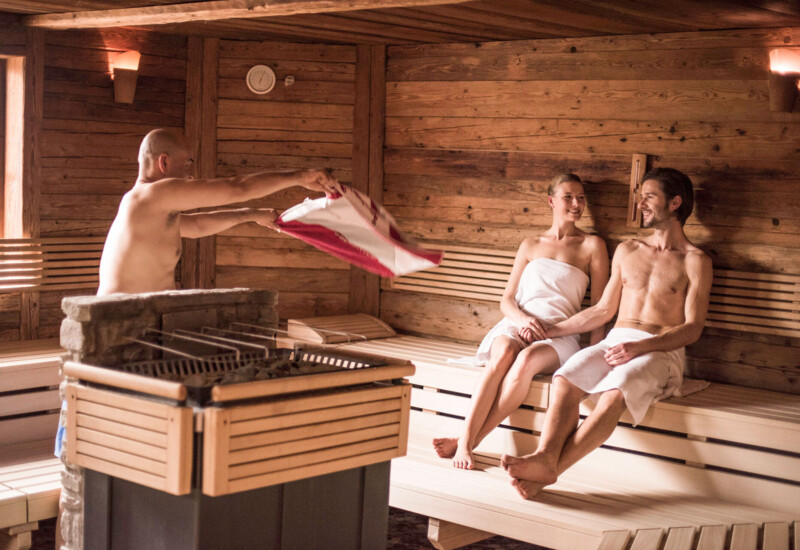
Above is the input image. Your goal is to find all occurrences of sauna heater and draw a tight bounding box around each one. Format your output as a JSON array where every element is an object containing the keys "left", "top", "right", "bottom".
[{"left": 58, "top": 288, "right": 413, "bottom": 550}]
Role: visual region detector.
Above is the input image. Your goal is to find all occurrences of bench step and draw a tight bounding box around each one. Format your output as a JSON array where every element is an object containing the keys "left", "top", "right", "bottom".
[
  {"left": 597, "top": 521, "right": 799, "bottom": 550},
  {"left": 427, "top": 518, "right": 493, "bottom": 550}
]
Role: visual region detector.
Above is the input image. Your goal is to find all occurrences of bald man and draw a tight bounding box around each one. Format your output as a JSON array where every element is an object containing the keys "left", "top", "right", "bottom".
[{"left": 97, "top": 129, "right": 336, "bottom": 295}]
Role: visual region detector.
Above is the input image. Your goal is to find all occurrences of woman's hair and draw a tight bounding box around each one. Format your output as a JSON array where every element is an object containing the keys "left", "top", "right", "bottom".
[{"left": 547, "top": 173, "right": 582, "bottom": 196}]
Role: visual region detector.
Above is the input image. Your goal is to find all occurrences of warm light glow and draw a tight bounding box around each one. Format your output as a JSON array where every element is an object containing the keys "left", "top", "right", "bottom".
[
  {"left": 769, "top": 48, "right": 800, "bottom": 75},
  {"left": 112, "top": 50, "right": 141, "bottom": 72}
]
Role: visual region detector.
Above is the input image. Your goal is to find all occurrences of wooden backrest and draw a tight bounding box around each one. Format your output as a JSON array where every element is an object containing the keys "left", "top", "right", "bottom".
[
  {"left": 0, "top": 237, "right": 104, "bottom": 293},
  {"left": 385, "top": 245, "right": 800, "bottom": 338},
  {"left": 0, "top": 339, "right": 62, "bottom": 463}
]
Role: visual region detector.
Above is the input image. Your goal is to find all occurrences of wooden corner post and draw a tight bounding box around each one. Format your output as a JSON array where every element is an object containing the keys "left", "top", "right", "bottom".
[
  {"left": 627, "top": 153, "right": 648, "bottom": 228},
  {"left": 349, "top": 45, "right": 386, "bottom": 317},
  {"left": 182, "top": 36, "right": 219, "bottom": 290}
]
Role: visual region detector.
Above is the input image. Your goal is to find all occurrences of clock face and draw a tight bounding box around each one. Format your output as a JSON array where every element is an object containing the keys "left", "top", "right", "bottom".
[{"left": 246, "top": 65, "right": 276, "bottom": 95}]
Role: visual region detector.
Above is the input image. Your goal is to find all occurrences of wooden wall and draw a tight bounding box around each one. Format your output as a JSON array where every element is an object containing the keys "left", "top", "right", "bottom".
[
  {"left": 0, "top": 26, "right": 187, "bottom": 341},
  {"left": 380, "top": 28, "right": 800, "bottom": 392},
  {"left": 213, "top": 40, "right": 356, "bottom": 321}
]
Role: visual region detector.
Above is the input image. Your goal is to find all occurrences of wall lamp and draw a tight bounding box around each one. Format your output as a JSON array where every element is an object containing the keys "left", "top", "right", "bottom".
[
  {"left": 112, "top": 50, "right": 141, "bottom": 104},
  {"left": 769, "top": 48, "right": 800, "bottom": 112}
]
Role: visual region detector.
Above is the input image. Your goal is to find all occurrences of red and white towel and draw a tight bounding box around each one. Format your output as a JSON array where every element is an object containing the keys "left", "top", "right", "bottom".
[{"left": 275, "top": 182, "right": 443, "bottom": 277}]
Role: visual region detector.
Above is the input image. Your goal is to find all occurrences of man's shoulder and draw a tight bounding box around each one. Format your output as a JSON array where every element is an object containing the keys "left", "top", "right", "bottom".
[
  {"left": 616, "top": 238, "right": 645, "bottom": 255},
  {"left": 684, "top": 246, "right": 712, "bottom": 271},
  {"left": 125, "top": 179, "right": 185, "bottom": 209}
]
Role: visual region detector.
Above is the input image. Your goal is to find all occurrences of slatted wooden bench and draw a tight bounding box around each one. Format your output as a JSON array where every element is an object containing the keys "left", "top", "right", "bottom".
[
  {"left": 0, "top": 236, "right": 101, "bottom": 549},
  {"left": 290, "top": 245, "right": 800, "bottom": 550},
  {"left": 0, "top": 458, "right": 62, "bottom": 550},
  {"left": 0, "top": 338, "right": 65, "bottom": 550}
]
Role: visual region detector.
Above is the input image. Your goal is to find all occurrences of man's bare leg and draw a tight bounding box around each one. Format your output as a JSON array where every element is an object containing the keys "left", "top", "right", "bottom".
[
  {"left": 508, "top": 388, "right": 627, "bottom": 499},
  {"left": 471, "top": 344, "right": 559, "bottom": 449},
  {"left": 432, "top": 337, "right": 520, "bottom": 469},
  {"left": 501, "top": 375, "right": 583, "bottom": 484}
]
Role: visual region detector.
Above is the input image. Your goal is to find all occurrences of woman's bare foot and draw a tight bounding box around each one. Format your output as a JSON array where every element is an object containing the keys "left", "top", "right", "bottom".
[
  {"left": 432, "top": 437, "right": 458, "bottom": 458},
  {"left": 452, "top": 442, "right": 474, "bottom": 470},
  {"left": 501, "top": 453, "right": 557, "bottom": 485}
]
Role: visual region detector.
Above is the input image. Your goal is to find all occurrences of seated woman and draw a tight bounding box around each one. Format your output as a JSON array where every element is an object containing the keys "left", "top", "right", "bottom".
[{"left": 433, "top": 173, "right": 609, "bottom": 469}]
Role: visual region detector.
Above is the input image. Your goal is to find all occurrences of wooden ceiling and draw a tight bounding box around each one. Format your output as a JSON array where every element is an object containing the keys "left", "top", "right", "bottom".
[{"left": 1, "top": 0, "right": 799, "bottom": 44}]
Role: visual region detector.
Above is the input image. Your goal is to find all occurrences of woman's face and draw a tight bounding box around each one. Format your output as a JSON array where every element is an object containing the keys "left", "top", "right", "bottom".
[{"left": 549, "top": 181, "right": 586, "bottom": 221}]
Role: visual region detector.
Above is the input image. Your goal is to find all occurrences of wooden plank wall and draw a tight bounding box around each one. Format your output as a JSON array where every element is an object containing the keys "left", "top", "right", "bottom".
[
  {"left": 213, "top": 40, "right": 356, "bottom": 321},
  {"left": 0, "top": 27, "right": 187, "bottom": 341},
  {"left": 381, "top": 28, "right": 800, "bottom": 392}
]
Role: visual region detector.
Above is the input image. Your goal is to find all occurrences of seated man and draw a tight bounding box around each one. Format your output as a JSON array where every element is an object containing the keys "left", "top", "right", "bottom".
[
  {"left": 97, "top": 128, "right": 336, "bottom": 295},
  {"left": 502, "top": 167, "right": 712, "bottom": 499}
]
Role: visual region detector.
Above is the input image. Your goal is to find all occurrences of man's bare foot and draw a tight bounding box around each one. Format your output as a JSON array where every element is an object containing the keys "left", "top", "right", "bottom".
[
  {"left": 511, "top": 477, "right": 547, "bottom": 500},
  {"left": 452, "top": 443, "right": 474, "bottom": 470},
  {"left": 432, "top": 437, "right": 458, "bottom": 458},
  {"left": 501, "top": 453, "right": 557, "bottom": 484}
]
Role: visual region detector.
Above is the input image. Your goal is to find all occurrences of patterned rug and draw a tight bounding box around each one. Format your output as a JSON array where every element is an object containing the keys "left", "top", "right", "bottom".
[{"left": 32, "top": 507, "right": 547, "bottom": 549}]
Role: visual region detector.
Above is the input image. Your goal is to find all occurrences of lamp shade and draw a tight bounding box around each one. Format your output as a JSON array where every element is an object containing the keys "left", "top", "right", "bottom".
[
  {"left": 112, "top": 50, "right": 141, "bottom": 71},
  {"left": 769, "top": 49, "right": 800, "bottom": 112},
  {"left": 769, "top": 48, "right": 800, "bottom": 74},
  {"left": 111, "top": 51, "right": 141, "bottom": 104}
]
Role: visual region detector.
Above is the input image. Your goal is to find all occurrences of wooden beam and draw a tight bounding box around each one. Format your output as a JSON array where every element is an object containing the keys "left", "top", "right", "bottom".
[
  {"left": 23, "top": 0, "right": 471, "bottom": 30},
  {"left": 181, "top": 37, "right": 219, "bottom": 290},
  {"left": 349, "top": 45, "right": 385, "bottom": 317}
]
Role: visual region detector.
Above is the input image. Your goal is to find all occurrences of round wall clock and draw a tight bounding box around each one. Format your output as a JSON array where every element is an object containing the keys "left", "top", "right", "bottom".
[{"left": 246, "top": 64, "right": 276, "bottom": 95}]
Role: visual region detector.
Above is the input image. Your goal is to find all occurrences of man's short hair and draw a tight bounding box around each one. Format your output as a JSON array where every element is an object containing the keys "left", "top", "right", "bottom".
[
  {"left": 547, "top": 173, "right": 582, "bottom": 196},
  {"left": 139, "top": 129, "right": 189, "bottom": 164},
  {"left": 641, "top": 167, "right": 694, "bottom": 225}
]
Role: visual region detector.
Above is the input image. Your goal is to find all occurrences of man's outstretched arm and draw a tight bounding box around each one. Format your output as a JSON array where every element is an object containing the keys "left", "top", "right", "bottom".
[
  {"left": 145, "top": 169, "right": 336, "bottom": 213},
  {"left": 547, "top": 243, "right": 625, "bottom": 339},
  {"left": 179, "top": 208, "right": 278, "bottom": 239}
]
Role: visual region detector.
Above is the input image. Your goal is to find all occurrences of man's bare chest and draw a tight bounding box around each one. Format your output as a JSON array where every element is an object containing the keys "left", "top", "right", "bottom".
[{"left": 621, "top": 252, "right": 688, "bottom": 296}]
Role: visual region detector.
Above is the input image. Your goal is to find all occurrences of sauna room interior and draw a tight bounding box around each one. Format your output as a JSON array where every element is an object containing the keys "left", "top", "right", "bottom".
[{"left": 0, "top": 2, "right": 799, "bottom": 550}]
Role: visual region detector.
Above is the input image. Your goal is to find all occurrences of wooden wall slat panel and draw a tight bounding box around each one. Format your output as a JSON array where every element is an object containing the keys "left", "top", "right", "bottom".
[
  {"left": 387, "top": 28, "right": 800, "bottom": 59},
  {"left": 386, "top": 80, "right": 792, "bottom": 122},
  {"left": 387, "top": 47, "right": 771, "bottom": 82},
  {"left": 385, "top": 118, "right": 800, "bottom": 160},
  {"left": 383, "top": 26, "right": 800, "bottom": 392},
  {"left": 214, "top": 39, "right": 356, "bottom": 321}
]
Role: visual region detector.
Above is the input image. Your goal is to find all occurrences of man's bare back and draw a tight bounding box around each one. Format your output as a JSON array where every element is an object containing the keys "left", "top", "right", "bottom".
[
  {"left": 97, "top": 128, "right": 335, "bottom": 295},
  {"left": 98, "top": 187, "right": 185, "bottom": 294}
]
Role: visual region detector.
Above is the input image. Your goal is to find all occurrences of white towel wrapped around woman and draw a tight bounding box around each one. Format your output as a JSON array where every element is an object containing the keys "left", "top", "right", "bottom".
[{"left": 454, "top": 257, "right": 589, "bottom": 367}]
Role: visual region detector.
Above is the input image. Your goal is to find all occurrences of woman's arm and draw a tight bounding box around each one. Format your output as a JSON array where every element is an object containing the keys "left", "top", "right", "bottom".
[
  {"left": 499, "top": 238, "right": 547, "bottom": 341},
  {"left": 587, "top": 236, "right": 610, "bottom": 345}
]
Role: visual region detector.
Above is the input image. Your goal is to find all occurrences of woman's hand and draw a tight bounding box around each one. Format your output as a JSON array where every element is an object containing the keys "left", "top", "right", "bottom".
[{"left": 517, "top": 316, "right": 547, "bottom": 344}]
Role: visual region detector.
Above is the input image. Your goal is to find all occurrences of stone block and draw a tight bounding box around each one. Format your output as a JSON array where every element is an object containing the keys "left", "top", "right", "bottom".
[
  {"left": 60, "top": 319, "right": 93, "bottom": 354},
  {"left": 62, "top": 294, "right": 147, "bottom": 322},
  {"left": 162, "top": 308, "right": 218, "bottom": 333}
]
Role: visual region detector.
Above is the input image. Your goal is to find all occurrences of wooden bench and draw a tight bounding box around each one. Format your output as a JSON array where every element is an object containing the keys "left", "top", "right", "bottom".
[
  {"left": 290, "top": 245, "right": 800, "bottom": 550},
  {"left": 0, "top": 338, "right": 65, "bottom": 550}
]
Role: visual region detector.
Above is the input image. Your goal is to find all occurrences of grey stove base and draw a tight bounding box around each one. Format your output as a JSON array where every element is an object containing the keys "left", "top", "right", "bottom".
[{"left": 84, "top": 462, "right": 390, "bottom": 550}]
